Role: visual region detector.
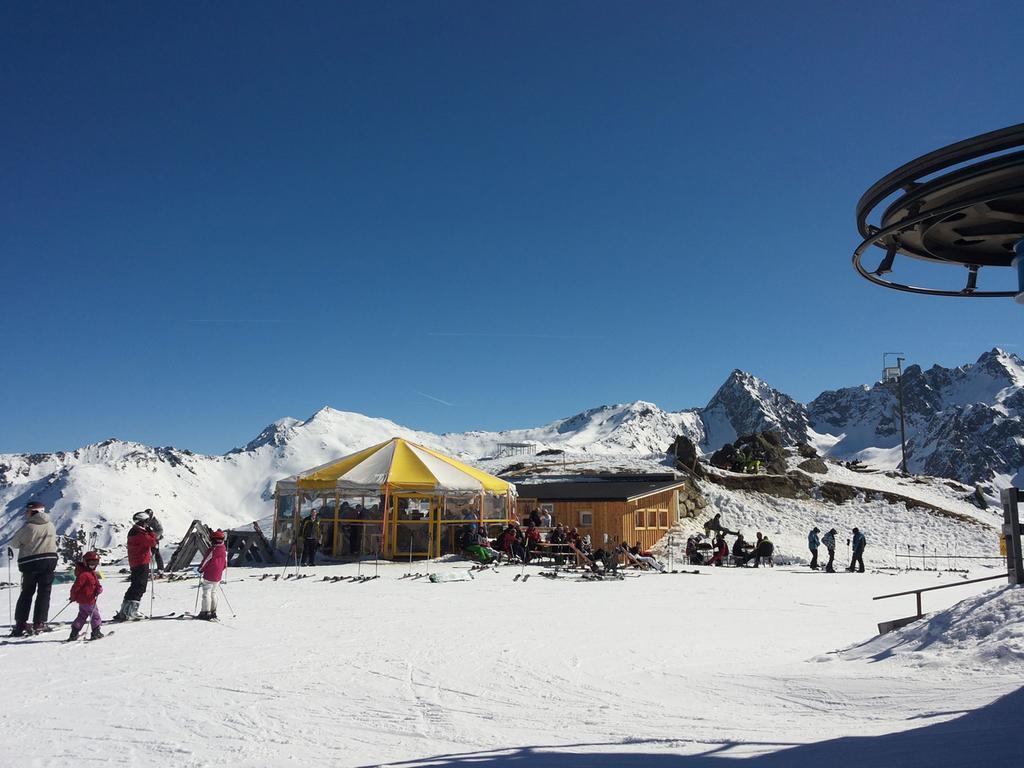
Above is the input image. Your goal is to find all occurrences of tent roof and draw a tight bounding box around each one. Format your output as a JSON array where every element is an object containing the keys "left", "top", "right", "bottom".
[{"left": 276, "top": 438, "right": 514, "bottom": 495}]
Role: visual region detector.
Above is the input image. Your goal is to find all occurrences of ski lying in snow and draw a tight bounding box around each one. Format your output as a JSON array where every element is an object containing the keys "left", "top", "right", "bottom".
[
  {"left": 112, "top": 612, "right": 177, "bottom": 623},
  {"left": 668, "top": 570, "right": 702, "bottom": 575}
]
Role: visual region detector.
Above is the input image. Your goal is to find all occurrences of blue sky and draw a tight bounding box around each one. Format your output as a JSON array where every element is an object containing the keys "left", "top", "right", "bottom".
[{"left": 2, "top": 1, "right": 1022, "bottom": 454}]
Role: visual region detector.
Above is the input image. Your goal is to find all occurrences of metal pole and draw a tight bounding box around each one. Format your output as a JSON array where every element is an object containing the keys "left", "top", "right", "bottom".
[
  {"left": 1002, "top": 487, "right": 1023, "bottom": 584},
  {"left": 218, "top": 583, "right": 236, "bottom": 618},
  {"left": 896, "top": 357, "right": 908, "bottom": 474},
  {"left": 6, "top": 547, "right": 12, "bottom": 628},
  {"left": 49, "top": 600, "right": 74, "bottom": 623},
  {"left": 149, "top": 559, "right": 155, "bottom": 619}
]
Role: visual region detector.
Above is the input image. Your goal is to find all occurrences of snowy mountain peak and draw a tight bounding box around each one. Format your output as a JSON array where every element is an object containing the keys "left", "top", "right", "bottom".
[{"left": 702, "top": 370, "right": 809, "bottom": 450}]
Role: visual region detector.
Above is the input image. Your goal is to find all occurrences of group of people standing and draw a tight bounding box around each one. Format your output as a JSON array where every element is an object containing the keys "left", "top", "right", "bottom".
[
  {"left": 808, "top": 526, "right": 867, "bottom": 573},
  {"left": 6, "top": 501, "right": 230, "bottom": 640}
]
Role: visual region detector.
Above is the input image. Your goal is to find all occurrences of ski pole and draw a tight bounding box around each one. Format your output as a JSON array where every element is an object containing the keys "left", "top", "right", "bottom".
[
  {"left": 218, "top": 583, "right": 236, "bottom": 618},
  {"left": 50, "top": 600, "right": 74, "bottom": 623},
  {"left": 6, "top": 547, "right": 12, "bottom": 628}
]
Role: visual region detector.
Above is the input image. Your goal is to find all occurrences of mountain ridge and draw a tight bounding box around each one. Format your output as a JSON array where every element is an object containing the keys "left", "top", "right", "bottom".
[{"left": 2, "top": 348, "right": 1021, "bottom": 545}]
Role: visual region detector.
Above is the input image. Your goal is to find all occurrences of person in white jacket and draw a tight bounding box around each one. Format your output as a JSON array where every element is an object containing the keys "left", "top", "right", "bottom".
[{"left": 8, "top": 501, "right": 58, "bottom": 636}]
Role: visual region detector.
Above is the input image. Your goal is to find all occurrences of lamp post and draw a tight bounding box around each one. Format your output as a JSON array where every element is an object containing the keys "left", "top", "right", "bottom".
[{"left": 882, "top": 353, "right": 909, "bottom": 474}]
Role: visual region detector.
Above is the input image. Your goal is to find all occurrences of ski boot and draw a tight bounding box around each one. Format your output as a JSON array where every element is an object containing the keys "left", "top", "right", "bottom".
[
  {"left": 32, "top": 622, "right": 49, "bottom": 634},
  {"left": 89, "top": 628, "right": 105, "bottom": 640},
  {"left": 126, "top": 600, "right": 143, "bottom": 620},
  {"left": 209, "top": 610, "right": 218, "bottom": 621},
  {"left": 112, "top": 600, "right": 130, "bottom": 622},
  {"left": 196, "top": 610, "right": 211, "bottom": 620},
  {"left": 9, "top": 621, "right": 30, "bottom": 638},
  {"left": 68, "top": 627, "right": 81, "bottom": 641}
]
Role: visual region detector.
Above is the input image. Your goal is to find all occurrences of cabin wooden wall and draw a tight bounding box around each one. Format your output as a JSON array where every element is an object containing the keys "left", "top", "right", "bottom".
[{"left": 517, "top": 490, "right": 678, "bottom": 551}]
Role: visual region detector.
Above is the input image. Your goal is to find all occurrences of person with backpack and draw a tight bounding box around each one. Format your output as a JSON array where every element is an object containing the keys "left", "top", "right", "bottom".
[
  {"left": 114, "top": 511, "right": 157, "bottom": 621},
  {"left": 808, "top": 527, "right": 821, "bottom": 569},
  {"left": 822, "top": 528, "right": 837, "bottom": 572},
  {"left": 8, "top": 500, "right": 58, "bottom": 636},
  {"left": 68, "top": 551, "right": 105, "bottom": 641},
  {"left": 197, "top": 530, "right": 227, "bottom": 620},
  {"left": 848, "top": 527, "right": 867, "bottom": 573}
]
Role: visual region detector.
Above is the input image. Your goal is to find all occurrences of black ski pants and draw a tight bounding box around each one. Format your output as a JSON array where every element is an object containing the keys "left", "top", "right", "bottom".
[
  {"left": 809, "top": 547, "right": 819, "bottom": 569},
  {"left": 849, "top": 550, "right": 865, "bottom": 573},
  {"left": 152, "top": 547, "right": 164, "bottom": 571},
  {"left": 15, "top": 557, "right": 57, "bottom": 626},
  {"left": 124, "top": 564, "right": 150, "bottom": 601},
  {"left": 825, "top": 548, "right": 835, "bottom": 571},
  {"left": 302, "top": 539, "right": 318, "bottom": 566}
]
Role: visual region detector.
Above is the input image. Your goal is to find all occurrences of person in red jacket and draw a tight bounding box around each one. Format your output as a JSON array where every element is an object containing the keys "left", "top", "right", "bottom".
[
  {"left": 114, "top": 511, "right": 158, "bottom": 621},
  {"left": 68, "top": 551, "right": 104, "bottom": 641},
  {"left": 197, "top": 530, "right": 227, "bottom": 620}
]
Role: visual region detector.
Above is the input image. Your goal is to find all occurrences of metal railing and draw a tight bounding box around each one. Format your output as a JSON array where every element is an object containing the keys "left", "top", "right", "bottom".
[{"left": 873, "top": 573, "right": 1006, "bottom": 634}]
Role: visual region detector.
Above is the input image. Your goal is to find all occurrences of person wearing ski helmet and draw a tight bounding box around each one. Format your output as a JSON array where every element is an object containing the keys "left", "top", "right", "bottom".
[
  {"left": 197, "top": 530, "right": 227, "bottom": 620},
  {"left": 114, "top": 511, "right": 157, "bottom": 621},
  {"left": 69, "top": 551, "right": 105, "bottom": 641},
  {"left": 8, "top": 501, "right": 58, "bottom": 636},
  {"left": 848, "top": 527, "right": 867, "bottom": 573},
  {"left": 822, "top": 528, "right": 838, "bottom": 572},
  {"left": 808, "top": 527, "right": 821, "bottom": 569}
]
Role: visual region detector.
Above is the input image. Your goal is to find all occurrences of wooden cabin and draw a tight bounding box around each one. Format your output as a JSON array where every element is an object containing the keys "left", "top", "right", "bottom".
[{"left": 514, "top": 479, "right": 689, "bottom": 551}]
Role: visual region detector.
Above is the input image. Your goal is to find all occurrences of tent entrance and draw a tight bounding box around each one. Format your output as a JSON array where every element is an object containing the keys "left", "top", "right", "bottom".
[{"left": 388, "top": 493, "right": 437, "bottom": 559}]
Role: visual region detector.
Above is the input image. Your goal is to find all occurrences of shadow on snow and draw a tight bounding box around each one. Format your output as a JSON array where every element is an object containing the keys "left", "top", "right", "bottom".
[{"left": 363, "top": 684, "right": 1024, "bottom": 768}]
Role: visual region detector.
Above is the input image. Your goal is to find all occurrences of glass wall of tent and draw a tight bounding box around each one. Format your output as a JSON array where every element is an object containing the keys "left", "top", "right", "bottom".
[{"left": 273, "top": 487, "right": 513, "bottom": 560}]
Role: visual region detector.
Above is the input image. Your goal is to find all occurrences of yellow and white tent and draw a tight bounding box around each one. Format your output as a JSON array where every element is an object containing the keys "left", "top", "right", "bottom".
[
  {"left": 277, "top": 437, "right": 514, "bottom": 495},
  {"left": 274, "top": 438, "right": 515, "bottom": 559}
]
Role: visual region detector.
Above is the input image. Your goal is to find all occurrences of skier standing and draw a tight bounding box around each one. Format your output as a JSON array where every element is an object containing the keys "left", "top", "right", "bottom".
[
  {"left": 68, "top": 551, "right": 105, "bottom": 641},
  {"left": 848, "top": 527, "right": 867, "bottom": 573},
  {"left": 8, "top": 500, "right": 58, "bottom": 636},
  {"left": 114, "top": 512, "right": 157, "bottom": 621},
  {"left": 197, "top": 530, "right": 227, "bottom": 620},
  {"left": 298, "top": 509, "right": 321, "bottom": 566},
  {"left": 808, "top": 527, "right": 821, "bottom": 569},
  {"left": 822, "top": 528, "right": 837, "bottom": 572}
]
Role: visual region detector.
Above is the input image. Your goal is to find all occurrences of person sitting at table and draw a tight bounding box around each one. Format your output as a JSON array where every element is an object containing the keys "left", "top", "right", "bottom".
[
  {"left": 706, "top": 534, "right": 729, "bottom": 567},
  {"left": 528, "top": 508, "right": 542, "bottom": 527},
  {"left": 753, "top": 533, "right": 775, "bottom": 567},
  {"left": 685, "top": 535, "right": 704, "bottom": 565},
  {"left": 497, "top": 524, "right": 518, "bottom": 563},
  {"left": 547, "top": 524, "right": 567, "bottom": 564},
  {"left": 524, "top": 523, "right": 542, "bottom": 561},
  {"left": 732, "top": 532, "right": 751, "bottom": 565}
]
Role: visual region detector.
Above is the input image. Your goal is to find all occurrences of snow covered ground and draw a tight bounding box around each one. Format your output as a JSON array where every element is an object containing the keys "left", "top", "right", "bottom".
[{"left": 1, "top": 561, "right": 1021, "bottom": 768}]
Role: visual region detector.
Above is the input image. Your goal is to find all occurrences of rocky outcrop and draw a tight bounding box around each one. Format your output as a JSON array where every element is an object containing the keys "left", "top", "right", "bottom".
[
  {"left": 709, "top": 432, "right": 789, "bottom": 476},
  {"left": 667, "top": 435, "right": 705, "bottom": 478}
]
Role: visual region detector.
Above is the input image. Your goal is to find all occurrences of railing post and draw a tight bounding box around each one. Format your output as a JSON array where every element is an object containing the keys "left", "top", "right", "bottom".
[
  {"left": 916, "top": 592, "right": 922, "bottom": 618},
  {"left": 1002, "top": 487, "right": 1023, "bottom": 585}
]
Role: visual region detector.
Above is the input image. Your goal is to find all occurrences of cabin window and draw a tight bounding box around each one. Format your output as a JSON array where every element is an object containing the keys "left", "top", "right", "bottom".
[
  {"left": 579, "top": 510, "right": 593, "bottom": 527},
  {"left": 659, "top": 509, "right": 669, "bottom": 528},
  {"left": 634, "top": 510, "right": 644, "bottom": 529},
  {"left": 646, "top": 509, "right": 657, "bottom": 528}
]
